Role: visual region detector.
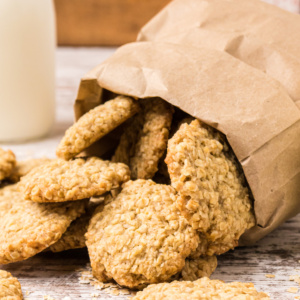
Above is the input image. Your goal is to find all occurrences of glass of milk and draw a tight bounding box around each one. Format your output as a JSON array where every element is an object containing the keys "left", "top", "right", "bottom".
[{"left": 0, "top": 0, "right": 56, "bottom": 142}]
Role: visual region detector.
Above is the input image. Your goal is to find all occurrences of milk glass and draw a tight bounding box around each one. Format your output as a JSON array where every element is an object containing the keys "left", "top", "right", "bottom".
[{"left": 0, "top": 0, "right": 56, "bottom": 142}]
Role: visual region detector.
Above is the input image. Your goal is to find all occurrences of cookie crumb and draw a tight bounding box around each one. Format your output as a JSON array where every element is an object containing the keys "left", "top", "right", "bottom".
[
  {"left": 287, "top": 287, "right": 299, "bottom": 294},
  {"left": 43, "top": 296, "right": 56, "bottom": 300},
  {"left": 265, "top": 274, "right": 275, "bottom": 278}
]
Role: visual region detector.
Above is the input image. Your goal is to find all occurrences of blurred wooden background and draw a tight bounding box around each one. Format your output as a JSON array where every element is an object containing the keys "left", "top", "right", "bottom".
[
  {"left": 54, "top": 0, "right": 299, "bottom": 46},
  {"left": 54, "top": 0, "right": 170, "bottom": 46}
]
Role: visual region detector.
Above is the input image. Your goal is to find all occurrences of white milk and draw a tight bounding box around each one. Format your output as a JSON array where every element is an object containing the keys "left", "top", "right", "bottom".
[{"left": 0, "top": 0, "right": 56, "bottom": 142}]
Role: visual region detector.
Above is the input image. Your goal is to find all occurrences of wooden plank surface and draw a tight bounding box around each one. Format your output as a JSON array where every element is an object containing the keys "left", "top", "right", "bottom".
[
  {"left": 55, "top": 0, "right": 171, "bottom": 46},
  {"left": 1, "top": 48, "right": 300, "bottom": 299}
]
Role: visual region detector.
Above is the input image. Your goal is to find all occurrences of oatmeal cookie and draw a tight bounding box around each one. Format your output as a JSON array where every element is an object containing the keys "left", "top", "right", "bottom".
[
  {"left": 8, "top": 157, "right": 52, "bottom": 183},
  {"left": 0, "top": 184, "right": 18, "bottom": 219},
  {"left": 0, "top": 184, "right": 86, "bottom": 264},
  {"left": 86, "top": 180, "right": 199, "bottom": 289},
  {"left": 50, "top": 202, "right": 103, "bottom": 253},
  {"left": 19, "top": 157, "right": 130, "bottom": 203},
  {"left": 179, "top": 256, "right": 217, "bottom": 281},
  {"left": 49, "top": 212, "right": 90, "bottom": 252},
  {"left": 165, "top": 120, "right": 255, "bottom": 255},
  {"left": 56, "top": 96, "right": 140, "bottom": 160},
  {"left": 0, "top": 270, "right": 23, "bottom": 300},
  {"left": 0, "top": 148, "right": 16, "bottom": 181},
  {"left": 132, "top": 277, "right": 270, "bottom": 300},
  {"left": 112, "top": 98, "right": 173, "bottom": 179}
]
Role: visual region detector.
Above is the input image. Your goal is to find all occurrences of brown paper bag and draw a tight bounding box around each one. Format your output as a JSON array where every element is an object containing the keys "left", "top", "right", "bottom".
[
  {"left": 138, "top": 0, "right": 300, "bottom": 104},
  {"left": 74, "top": 41, "right": 300, "bottom": 245}
]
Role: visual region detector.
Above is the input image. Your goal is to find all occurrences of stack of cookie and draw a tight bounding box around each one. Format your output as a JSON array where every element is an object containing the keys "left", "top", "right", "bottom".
[{"left": 0, "top": 95, "right": 268, "bottom": 299}]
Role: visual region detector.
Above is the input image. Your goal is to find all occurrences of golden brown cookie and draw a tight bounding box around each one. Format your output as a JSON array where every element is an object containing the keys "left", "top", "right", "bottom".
[
  {"left": 19, "top": 157, "right": 130, "bottom": 203},
  {"left": 165, "top": 120, "right": 255, "bottom": 255},
  {"left": 112, "top": 98, "right": 173, "bottom": 179},
  {"left": 8, "top": 157, "right": 52, "bottom": 183},
  {"left": 0, "top": 184, "right": 17, "bottom": 219},
  {"left": 132, "top": 277, "right": 270, "bottom": 300},
  {"left": 56, "top": 96, "right": 140, "bottom": 160},
  {"left": 181, "top": 256, "right": 217, "bottom": 281},
  {"left": 86, "top": 180, "right": 199, "bottom": 289},
  {"left": 49, "top": 212, "right": 90, "bottom": 253},
  {"left": 0, "top": 148, "right": 16, "bottom": 181},
  {"left": 0, "top": 270, "right": 23, "bottom": 300},
  {"left": 0, "top": 184, "right": 86, "bottom": 264},
  {"left": 49, "top": 202, "right": 102, "bottom": 253}
]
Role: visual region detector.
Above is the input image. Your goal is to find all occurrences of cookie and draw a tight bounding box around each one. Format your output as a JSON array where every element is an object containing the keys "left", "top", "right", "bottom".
[
  {"left": 165, "top": 120, "right": 255, "bottom": 255},
  {"left": 56, "top": 96, "right": 140, "bottom": 160},
  {"left": 8, "top": 157, "right": 52, "bottom": 183},
  {"left": 49, "top": 212, "right": 90, "bottom": 253},
  {"left": 132, "top": 277, "right": 270, "bottom": 300},
  {"left": 86, "top": 180, "right": 199, "bottom": 288},
  {"left": 0, "top": 148, "right": 16, "bottom": 181},
  {"left": 112, "top": 98, "right": 173, "bottom": 179},
  {"left": 0, "top": 184, "right": 86, "bottom": 264},
  {"left": 0, "top": 184, "right": 18, "bottom": 219},
  {"left": 49, "top": 202, "right": 103, "bottom": 253},
  {"left": 179, "top": 256, "right": 217, "bottom": 281},
  {"left": 19, "top": 157, "right": 130, "bottom": 203},
  {"left": 0, "top": 270, "right": 23, "bottom": 300}
]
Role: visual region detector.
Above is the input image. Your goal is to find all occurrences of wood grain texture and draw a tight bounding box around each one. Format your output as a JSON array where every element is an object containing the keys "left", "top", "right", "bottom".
[
  {"left": 1, "top": 215, "right": 299, "bottom": 299},
  {"left": 54, "top": 0, "right": 171, "bottom": 46},
  {"left": 1, "top": 48, "right": 300, "bottom": 299}
]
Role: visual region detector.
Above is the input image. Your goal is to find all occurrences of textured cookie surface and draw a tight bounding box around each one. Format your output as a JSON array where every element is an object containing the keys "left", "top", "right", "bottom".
[
  {"left": 0, "top": 270, "right": 23, "bottom": 300},
  {"left": 112, "top": 98, "right": 173, "bottom": 179},
  {"left": 179, "top": 256, "right": 217, "bottom": 281},
  {"left": 56, "top": 96, "right": 140, "bottom": 160},
  {"left": 0, "top": 148, "right": 16, "bottom": 181},
  {"left": 9, "top": 157, "right": 52, "bottom": 183},
  {"left": 49, "top": 202, "right": 102, "bottom": 253},
  {"left": 19, "top": 157, "right": 130, "bottom": 203},
  {"left": 132, "top": 277, "right": 270, "bottom": 300},
  {"left": 0, "top": 185, "right": 18, "bottom": 219},
  {"left": 0, "top": 184, "right": 86, "bottom": 264},
  {"left": 86, "top": 179, "right": 199, "bottom": 289},
  {"left": 165, "top": 120, "right": 255, "bottom": 255},
  {"left": 49, "top": 212, "right": 90, "bottom": 252}
]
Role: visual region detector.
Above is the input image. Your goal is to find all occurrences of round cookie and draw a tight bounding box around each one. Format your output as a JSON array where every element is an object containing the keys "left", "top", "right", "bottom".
[
  {"left": 86, "top": 179, "right": 199, "bottom": 288},
  {"left": 132, "top": 277, "right": 270, "bottom": 300},
  {"left": 165, "top": 119, "right": 255, "bottom": 255},
  {"left": 112, "top": 98, "right": 173, "bottom": 180},
  {"left": 56, "top": 96, "right": 140, "bottom": 160},
  {"left": 19, "top": 157, "right": 130, "bottom": 203}
]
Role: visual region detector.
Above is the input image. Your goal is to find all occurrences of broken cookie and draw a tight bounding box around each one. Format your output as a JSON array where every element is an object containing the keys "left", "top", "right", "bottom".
[
  {"left": 112, "top": 98, "right": 173, "bottom": 179},
  {"left": 0, "top": 270, "right": 23, "bottom": 300},
  {"left": 19, "top": 157, "right": 130, "bottom": 203},
  {"left": 56, "top": 96, "right": 140, "bottom": 160},
  {"left": 165, "top": 120, "right": 255, "bottom": 255},
  {"left": 86, "top": 179, "right": 199, "bottom": 289}
]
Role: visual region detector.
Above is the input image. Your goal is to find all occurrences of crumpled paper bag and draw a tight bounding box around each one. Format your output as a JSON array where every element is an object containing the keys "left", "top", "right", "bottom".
[{"left": 138, "top": 0, "right": 300, "bottom": 105}]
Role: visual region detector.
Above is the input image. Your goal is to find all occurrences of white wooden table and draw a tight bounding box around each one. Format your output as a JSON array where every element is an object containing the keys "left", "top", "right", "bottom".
[{"left": 1, "top": 48, "right": 300, "bottom": 300}]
